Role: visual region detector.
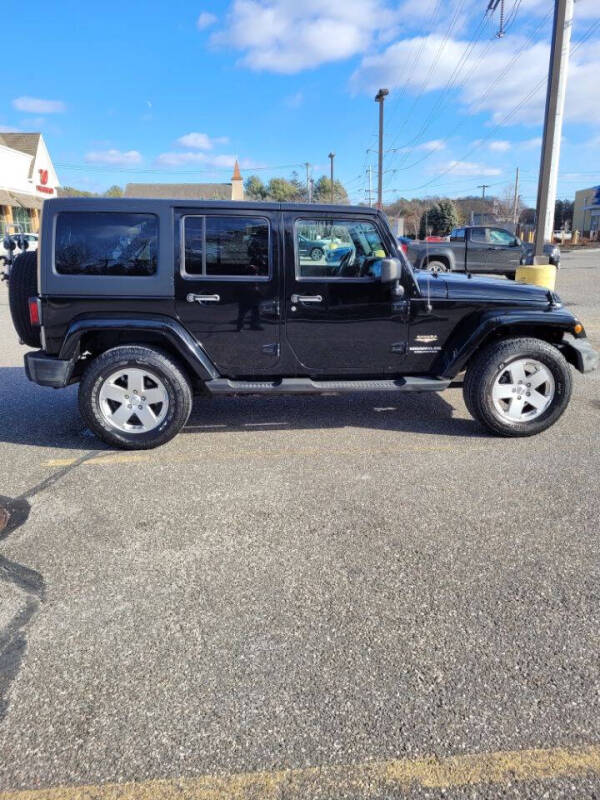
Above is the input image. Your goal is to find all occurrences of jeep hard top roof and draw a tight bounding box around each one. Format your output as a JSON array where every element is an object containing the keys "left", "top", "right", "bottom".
[{"left": 42, "top": 197, "right": 382, "bottom": 215}]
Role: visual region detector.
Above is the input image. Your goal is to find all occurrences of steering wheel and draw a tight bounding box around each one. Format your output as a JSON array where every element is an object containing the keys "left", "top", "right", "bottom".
[{"left": 332, "top": 249, "right": 357, "bottom": 277}]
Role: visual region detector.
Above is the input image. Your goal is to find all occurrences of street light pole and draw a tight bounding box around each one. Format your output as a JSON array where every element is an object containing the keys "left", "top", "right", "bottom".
[
  {"left": 534, "top": 0, "right": 573, "bottom": 259},
  {"left": 304, "top": 162, "right": 312, "bottom": 203},
  {"left": 375, "top": 88, "right": 389, "bottom": 210},
  {"left": 512, "top": 167, "right": 520, "bottom": 225},
  {"left": 328, "top": 152, "right": 335, "bottom": 204}
]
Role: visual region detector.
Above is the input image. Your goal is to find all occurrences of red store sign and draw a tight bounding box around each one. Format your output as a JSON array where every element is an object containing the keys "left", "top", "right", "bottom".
[{"left": 36, "top": 168, "right": 55, "bottom": 195}]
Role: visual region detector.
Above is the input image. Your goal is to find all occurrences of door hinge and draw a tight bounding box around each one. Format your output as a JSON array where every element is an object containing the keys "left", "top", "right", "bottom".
[
  {"left": 390, "top": 342, "right": 407, "bottom": 354},
  {"left": 261, "top": 342, "right": 280, "bottom": 356}
]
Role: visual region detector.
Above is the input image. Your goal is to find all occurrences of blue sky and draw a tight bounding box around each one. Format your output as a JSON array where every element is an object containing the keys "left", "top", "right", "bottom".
[{"left": 1, "top": 0, "right": 599, "bottom": 206}]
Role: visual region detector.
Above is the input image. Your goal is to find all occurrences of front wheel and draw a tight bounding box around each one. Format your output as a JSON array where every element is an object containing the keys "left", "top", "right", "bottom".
[
  {"left": 463, "top": 337, "right": 572, "bottom": 437},
  {"left": 79, "top": 346, "right": 193, "bottom": 449}
]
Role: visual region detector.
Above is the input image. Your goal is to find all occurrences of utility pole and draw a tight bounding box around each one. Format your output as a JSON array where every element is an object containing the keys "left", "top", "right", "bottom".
[
  {"left": 478, "top": 184, "right": 490, "bottom": 199},
  {"left": 375, "top": 88, "right": 389, "bottom": 210},
  {"left": 512, "top": 167, "right": 520, "bottom": 225},
  {"left": 367, "top": 165, "right": 373, "bottom": 208},
  {"left": 304, "top": 162, "right": 312, "bottom": 203},
  {"left": 328, "top": 152, "right": 335, "bottom": 204},
  {"left": 309, "top": 177, "right": 314, "bottom": 204},
  {"left": 534, "top": 0, "right": 573, "bottom": 258}
]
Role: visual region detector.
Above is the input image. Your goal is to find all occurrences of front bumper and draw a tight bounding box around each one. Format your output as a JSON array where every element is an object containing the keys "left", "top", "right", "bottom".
[
  {"left": 24, "top": 351, "right": 75, "bottom": 388},
  {"left": 558, "top": 337, "right": 599, "bottom": 374}
]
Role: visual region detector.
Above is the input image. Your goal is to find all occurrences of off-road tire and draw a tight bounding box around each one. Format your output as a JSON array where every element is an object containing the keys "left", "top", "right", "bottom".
[
  {"left": 79, "top": 345, "right": 193, "bottom": 449},
  {"left": 8, "top": 251, "right": 40, "bottom": 347},
  {"left": 463, "top": 337, "right": 572, "bottom": 437}
]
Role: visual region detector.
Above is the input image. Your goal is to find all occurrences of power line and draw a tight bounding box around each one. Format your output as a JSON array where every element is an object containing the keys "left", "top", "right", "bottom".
[
  {"left": 385, "top": 0, "right": 470, "bottom": 153},
  {"left": 389, "top": 9, "right": 553, "bottom": 175}
]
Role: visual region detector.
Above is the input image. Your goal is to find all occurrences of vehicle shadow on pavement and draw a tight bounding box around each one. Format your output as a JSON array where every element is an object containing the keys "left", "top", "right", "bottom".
[
  {"left": 184, "top": 389, "right": 488, "bottom": 438},
  {"left": 0, "top": 367, "right": 105, "bottom": 451},
  {"left": 0, "top": 367, "right": 488, "bottom": 448}
]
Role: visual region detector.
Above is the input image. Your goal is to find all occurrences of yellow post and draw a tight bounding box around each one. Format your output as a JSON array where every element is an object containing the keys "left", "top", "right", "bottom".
[{"left": 515, "top": 264, "right": 557, "bottom": 290}]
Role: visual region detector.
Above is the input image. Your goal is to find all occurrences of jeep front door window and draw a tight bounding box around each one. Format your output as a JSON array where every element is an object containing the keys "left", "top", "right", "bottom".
[{"left": 286, "top": 214, "right": 407, "bottom": 373}]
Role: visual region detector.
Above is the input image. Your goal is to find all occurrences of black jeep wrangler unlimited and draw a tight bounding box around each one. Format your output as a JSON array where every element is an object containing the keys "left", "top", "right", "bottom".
[{"left": 8, "top": 197, "right": 598, "bottom": 449}]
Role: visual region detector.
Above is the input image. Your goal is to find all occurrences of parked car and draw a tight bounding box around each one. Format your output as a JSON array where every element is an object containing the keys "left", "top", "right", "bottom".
[
  {"left": 397, "top": 235, "right": 411, "bottom": 255},
  {"left": 407, "top": 226, "right": 560, "bottom": 278},
  {"left": 7, "top": 197, "right": 597, "bottom": 449},
  {"left": 298, "top": 233, "right": 327, "bottom": 261},
  {"left": 1, "top": 231, "right": 38, "bottom": 269}
]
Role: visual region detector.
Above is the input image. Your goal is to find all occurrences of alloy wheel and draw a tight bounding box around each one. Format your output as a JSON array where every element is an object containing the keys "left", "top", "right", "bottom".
[
  {"left": 98, "top": 367, "right": 169, "bottom": 433},
  {"left": 491, "top": 357, "right": 555, "bottom": 423}
]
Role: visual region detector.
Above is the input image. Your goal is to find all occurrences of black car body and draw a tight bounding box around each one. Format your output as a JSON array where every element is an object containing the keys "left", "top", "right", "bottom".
[
  {"left": 407, "top": 225, "right": 560, "bottom": 276},
  {"left": 9, "top": 198, "right": 597, "bottom": 448}
]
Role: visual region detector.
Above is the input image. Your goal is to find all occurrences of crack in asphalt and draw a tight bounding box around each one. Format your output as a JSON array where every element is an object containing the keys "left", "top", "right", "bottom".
[{"left": 0, "top": 450, "right": 106, "bottom": 721}]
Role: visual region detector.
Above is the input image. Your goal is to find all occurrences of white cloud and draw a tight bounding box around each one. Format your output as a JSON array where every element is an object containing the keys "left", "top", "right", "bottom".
[
  {"left": 12, "top": 96, "right": 66, "bottom": 114},
  {"left": 521, "top": 136, "right": 542, "bottom": 149},
  {"left": 489, "top": 140, "right": 511, "bottom": 152},
  {"left": 211, "top": 0, "right": 400, "bottom": 73},
  {"left": 351, "top": 33, "right": 600, "bottom": 126},
  {"left": 155, "top": 152, "right": 263, "bottom": 169},
  {"left": 436, "top": 160, "right": 502, "bottom": 177},
  {"left": 176, "top": 132, "right": 229, "bottom": 149},
  {"left": 0, "top": 124, "right": 22, "bottom": 132},
  {"left": 395, "top": 138, "right": 446, "bottom": 154},
  {"left": 197, "top": 11, "right": 218, "bottom": 29},
  {"left": 284, "top": 90, "right": 304, "bottom": 108},
  {"left": 419, "top": 139, "right": 446, "bottom": 152},
  {"left": 85, "top": 149, "right": 143, "bottom": 166}
]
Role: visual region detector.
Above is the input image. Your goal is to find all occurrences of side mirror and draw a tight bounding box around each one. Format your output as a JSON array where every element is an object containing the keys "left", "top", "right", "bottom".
[
  {"left": 512, "top": 237, "right": 521, "bottom": 247},
  {"left": 379, "top": 257, "right": 402, "bottom": 283}
]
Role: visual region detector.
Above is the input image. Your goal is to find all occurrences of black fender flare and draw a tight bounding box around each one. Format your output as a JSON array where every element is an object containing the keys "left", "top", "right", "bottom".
[
  {"left": 439, "top": 307, "right": 580, "bottom": 378},
  {"left": 58, "top": 315, "right": 219, "bottom": 381}
]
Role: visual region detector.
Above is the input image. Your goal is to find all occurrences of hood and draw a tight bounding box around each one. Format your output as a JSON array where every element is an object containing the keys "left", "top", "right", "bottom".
[{"left": 416, "top": 271, "right": 552, "bottom": 305}]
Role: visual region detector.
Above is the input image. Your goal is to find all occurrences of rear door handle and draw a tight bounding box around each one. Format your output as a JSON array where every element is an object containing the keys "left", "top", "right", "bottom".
[
  {"left": 187, "top": 293, "right": 220, "bottom": 303},
  {"left": 291, "top": 294, "right": 323, "bottom": 304}
]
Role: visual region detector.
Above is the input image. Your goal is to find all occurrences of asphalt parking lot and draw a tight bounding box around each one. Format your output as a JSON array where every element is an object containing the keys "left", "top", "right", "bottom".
[{"left": 0, "top": 250, "right": 599, "bottom": 799}]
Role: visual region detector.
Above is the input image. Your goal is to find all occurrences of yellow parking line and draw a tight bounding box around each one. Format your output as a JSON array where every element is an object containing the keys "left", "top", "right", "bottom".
[
  {"left": 1, "top": 744, "right": 599, "bottom": 799},
  {"left": 43, "top": 443, "right": 461, "bottom": 468}
]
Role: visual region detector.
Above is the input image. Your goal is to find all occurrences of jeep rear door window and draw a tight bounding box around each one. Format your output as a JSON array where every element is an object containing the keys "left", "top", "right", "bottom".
[
  {"left": 55, "top": 212, "right": 158, "bottom": 276},
  {"left": 183, "top": 216, "right": 269, "bottom": 279},
  {"left": 295, "top": 219, "right": 388, "bottom": 279}
]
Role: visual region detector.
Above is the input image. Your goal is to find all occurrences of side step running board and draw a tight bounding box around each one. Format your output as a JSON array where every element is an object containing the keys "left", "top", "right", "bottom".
[{"left": 205, "top": 376, "right": 450, "bottom": 395}]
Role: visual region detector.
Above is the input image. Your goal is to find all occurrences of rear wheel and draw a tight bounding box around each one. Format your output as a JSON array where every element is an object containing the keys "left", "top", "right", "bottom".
[
  {"left": 310, "top": 247, "right": 324, "bottom": 261},
  {"left": 8, "top": 251, "right": 40, "bottom": 347},
  {"left": 463, "top": 337, "right": 572, "bottom": 436},
  {"left": 79, "top": 346, "right": 193, "bottom": 449}
]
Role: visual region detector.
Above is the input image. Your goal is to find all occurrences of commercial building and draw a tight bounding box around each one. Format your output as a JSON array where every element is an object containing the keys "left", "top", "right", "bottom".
[
  {"left": 573, "top": 185, "right": 600, "bottom": 237},
  {"left": 124, "top": 161, "right": 244, "bottom": 202},
  {"left": 0, "top": 132, "right": 60, "bottom": 233}
]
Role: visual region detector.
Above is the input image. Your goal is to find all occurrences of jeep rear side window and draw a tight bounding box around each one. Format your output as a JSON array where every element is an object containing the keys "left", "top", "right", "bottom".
[
  {"left": 55, "top": 212, "right": 158, "bottom": 276},
  {"left": 295, "top": 218, "right": 388, "bottom": 279},
  {"left": 183, "top": 216, "right": 270, "bottom": 279}
]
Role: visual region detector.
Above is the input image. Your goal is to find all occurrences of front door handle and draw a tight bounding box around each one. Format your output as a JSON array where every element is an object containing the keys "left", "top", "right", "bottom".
[
  {"left": 291, "top": 294, "right": 323, "bottom": 304},
  {"left": 187, "top": 293, "right": 220, "bottom": 304}
]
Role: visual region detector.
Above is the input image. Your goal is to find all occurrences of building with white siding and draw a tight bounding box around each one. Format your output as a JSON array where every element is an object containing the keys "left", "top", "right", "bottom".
[{"left": 0, "top": 133, "right": 60, "bottom": 233}]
